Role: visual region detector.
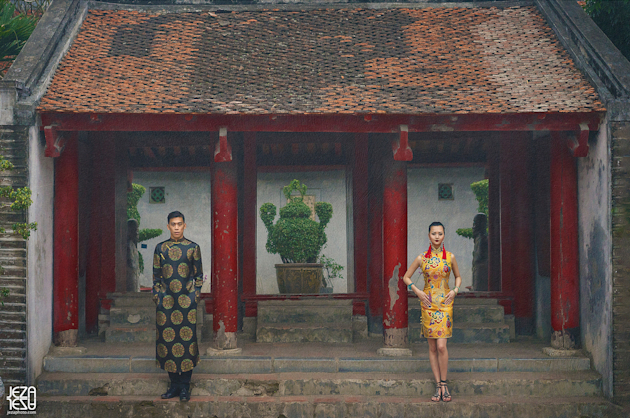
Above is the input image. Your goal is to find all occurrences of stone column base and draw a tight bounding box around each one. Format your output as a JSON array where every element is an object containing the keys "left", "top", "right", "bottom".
[
  {"left": 54, "top": 329, "right": 78, "bottom": 347},
  {"left": 551, "top": 328, "right": 579, "bottom": 349},
  {"left": 377, "top": 347, "right": 412, "bottom": 357},
  {"left": 214, "top": 330, "right": 238, "bottom": 350},
  {"left": 206, "top": 347, "right": 243, "bottom": 356}
]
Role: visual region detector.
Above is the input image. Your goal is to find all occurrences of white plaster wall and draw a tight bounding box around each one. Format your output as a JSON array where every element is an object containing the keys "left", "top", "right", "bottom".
[
  {"left": 27, "top": 126, "right": 54, "bottom": 384},
  {"left": 578, "top": 120, "right": 613, "bottom": 398},
  {"left": 133, "top": 171, "right": 212, "bottom": 292},
  {"left": 407, "top": 167, "right": 485, "bottom": 291},
  {"left": 256, "top": 170, "right": 348, "bottom": 294}
]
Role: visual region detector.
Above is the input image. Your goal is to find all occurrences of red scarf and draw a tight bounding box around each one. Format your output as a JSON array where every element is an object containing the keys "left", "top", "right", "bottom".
[{"left": 425, "top": 244, "right": 447, "bottom": 260}]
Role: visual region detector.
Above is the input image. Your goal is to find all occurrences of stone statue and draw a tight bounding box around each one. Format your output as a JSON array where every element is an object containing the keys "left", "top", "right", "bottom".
[
  {"left": 472, "top": 213, "right": 489, "bottom": 291},
  {"left": 127, "top": 218, "right": 140, "bottom": 292}
]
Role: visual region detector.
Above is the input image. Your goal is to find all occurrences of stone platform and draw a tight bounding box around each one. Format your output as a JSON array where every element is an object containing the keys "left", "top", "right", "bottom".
[{"left": 32, "top": 337, "right": 623, "bottom": 417}]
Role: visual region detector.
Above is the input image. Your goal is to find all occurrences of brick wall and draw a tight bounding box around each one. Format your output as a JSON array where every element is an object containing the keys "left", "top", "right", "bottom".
[
  {"left": 0, "top": 126, "right": 29, "bottom": 386},
  {"left": 611, "top": 120, "right": 630, "bottom": 404}
]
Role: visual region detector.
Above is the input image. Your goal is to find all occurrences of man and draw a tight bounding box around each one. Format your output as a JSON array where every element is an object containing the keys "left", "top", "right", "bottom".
[{"left": 152, "top": 211, "right": 203, "bottom": 401}]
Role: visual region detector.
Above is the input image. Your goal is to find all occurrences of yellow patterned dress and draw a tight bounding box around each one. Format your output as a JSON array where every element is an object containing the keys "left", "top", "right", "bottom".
[
  {"left": 153, "top": 237, "right": 203, "bottom": 373},
  {"left": 420, "top": 249, "right": 454, "bottom": 339}
]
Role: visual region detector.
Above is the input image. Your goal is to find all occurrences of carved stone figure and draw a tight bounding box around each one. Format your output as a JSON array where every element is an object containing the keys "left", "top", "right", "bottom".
[{"left": 472, "top": 214, "right": 489, "bottom": 291}]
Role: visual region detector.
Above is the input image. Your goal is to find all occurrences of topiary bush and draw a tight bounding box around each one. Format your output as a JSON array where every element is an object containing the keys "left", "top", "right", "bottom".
[
  {"left": 127, "top": 183, "right": 162, "bottom": 272},
  {"left": 456, "top": 179, "right": 489, "bottom": 239},
  {"left": 260, "top": 179, "right": 333, "bottom": 263}
]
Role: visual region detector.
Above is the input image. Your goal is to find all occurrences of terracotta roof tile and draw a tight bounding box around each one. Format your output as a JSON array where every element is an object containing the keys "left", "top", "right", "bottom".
[{"left": 38, "top": 6, "right": 604, "bottom": 115}]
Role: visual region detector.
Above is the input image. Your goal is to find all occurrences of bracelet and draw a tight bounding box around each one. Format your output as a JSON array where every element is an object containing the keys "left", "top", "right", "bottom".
[
  {"left": 453, "top": 287, "right": 459, "bottom": 294},
  {"left": 407, "top": 283, "right": 414, "bottom": 291}
]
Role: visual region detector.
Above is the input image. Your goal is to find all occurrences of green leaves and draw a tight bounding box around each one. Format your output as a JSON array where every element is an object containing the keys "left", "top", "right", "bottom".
[
  {"left": 456, "top": 179, "right": 489, "bottom": 239},
  {"left": 139, "top": 228, "right": 162, "bottom": 242},
  {"left": 127, "top": 183, "right": 146, "bottom": 223},
  {"left": 584, "top": 0, "right": 630, "bottom": 61},
  {"left": 0, "top": 0, "right": 37, "bottom": 62},
  {"left": 260, "top": 180, "right": 333, "bottom": 263}
]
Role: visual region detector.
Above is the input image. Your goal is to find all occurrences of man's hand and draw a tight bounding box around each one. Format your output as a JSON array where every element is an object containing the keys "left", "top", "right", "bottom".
[{"left": 152, "top": 293, "right": 158, "bottom": 305}]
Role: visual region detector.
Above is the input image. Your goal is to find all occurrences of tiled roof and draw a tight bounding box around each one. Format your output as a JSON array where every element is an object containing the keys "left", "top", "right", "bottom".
[{"left": 38, "top": 6, "right": 604, "bottom": 115}]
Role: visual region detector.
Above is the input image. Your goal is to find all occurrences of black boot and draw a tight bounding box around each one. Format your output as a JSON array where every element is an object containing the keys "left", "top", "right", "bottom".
[
  {"left": 161, "top": 383, "right": 181, "bottom": 399},
  {"left": 179, "top": 384, "right": 191, "bottom": 402}
]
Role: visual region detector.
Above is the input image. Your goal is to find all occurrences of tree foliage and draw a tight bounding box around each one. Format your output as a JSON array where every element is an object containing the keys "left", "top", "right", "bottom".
[
  {"left": 127, "top": 183, "right": 163, "bottom": 272},
  {"left": 584, "top": 0, "right": 630, "bottom": 61},
  {"left": 0, "top": 0, "right": 38, "bottom": 63},
  {"left": 456, "top": 179, "right": 489, "bottom": 240},
  {"left": 261, "top": 179, "right": 333, "bottom": 263}
]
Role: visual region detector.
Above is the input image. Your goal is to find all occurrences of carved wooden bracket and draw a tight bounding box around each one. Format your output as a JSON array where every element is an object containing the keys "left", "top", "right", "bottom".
[
  {"left": 568, "top": 123, "right": 589, "bottom": 158},
  {"left": 393, "top": 124, "right": 413, "bottom": 161},
  {"left": 214, "top": 127, "right": 232, "bottom": 162},
  {"left": 44, "top": 125, "right": 67, "bottom": 158}
]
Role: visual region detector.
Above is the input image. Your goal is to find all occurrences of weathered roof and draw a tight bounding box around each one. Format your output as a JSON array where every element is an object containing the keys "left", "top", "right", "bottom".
[{"left": 37, "top": 6, "right": 604, "bottom": 115}]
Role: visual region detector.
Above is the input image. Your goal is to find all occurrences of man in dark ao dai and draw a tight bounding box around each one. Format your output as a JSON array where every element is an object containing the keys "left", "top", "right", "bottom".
[{"left": 153, "top": 211, "right": 203, "bottom": 401}]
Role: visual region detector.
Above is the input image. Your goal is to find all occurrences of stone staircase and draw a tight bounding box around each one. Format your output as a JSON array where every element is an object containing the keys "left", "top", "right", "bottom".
[
  {"left": 256, "top": 300, "right": 357, "bottom": 343},
  {"left": 409, "top": 297, "right": 512, "bottom": 344},
  {"left": 105, "top": 292, "right": 204, "bottom": 343},
  {"left": 33, "top": 341, "right": 623, "bottom": 417}
]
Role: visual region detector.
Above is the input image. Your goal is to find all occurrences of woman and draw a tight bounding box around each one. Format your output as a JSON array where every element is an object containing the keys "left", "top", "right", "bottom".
[{"left": 402, "top": 222, "right": 462, "bottom": 402}]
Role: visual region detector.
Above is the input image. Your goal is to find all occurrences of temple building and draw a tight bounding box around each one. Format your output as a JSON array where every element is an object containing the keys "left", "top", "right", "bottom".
[{"left": 1, "top": 0, "right": 630, "bottom": 414}]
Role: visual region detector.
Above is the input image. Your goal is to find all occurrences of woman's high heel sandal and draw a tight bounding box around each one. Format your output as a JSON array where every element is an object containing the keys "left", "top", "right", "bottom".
[
  {"left": 431, "top": 383, "right": 441, "bottom": 402},
  {"left": 440, "top": 380, "right": 452, "bottom": 402}
]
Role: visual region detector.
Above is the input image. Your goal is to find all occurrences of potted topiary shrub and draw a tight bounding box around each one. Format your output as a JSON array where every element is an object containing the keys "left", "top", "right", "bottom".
[{"left": 260, "top": 179, "right": 333, "bottom": 293}]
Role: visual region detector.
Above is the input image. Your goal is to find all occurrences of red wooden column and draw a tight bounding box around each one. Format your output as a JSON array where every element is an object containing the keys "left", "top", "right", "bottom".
[
  {"left": 53, "top": 134, "right": 80, "bottom": 346},
  {"left": 487, "top": 137, "right": 501, "bottom": 291},
  {"left": 501, "top": 133, "right": 535, "bottom": 333},
  {"left": 380, "top": 132, "right": 412, "bottom": 352},
  {"left": 550, "top": 132, "right": 580, "bottom": 348},
  {"left": 368, "top": 140, "right": 384, "bottom": 333},
  {"left": 211, "top": 129, "right": 239, "bottom": 350},
  {"left": 242, "top": 132, "right": 257, "bottom": 318},
  {"left": 353, "top": 133, "right": 369, "bottom": 314}
]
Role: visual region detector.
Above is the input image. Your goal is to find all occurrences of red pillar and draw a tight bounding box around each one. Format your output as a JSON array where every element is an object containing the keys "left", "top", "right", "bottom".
[
  {"left": 487, "top": 137, "right": 501, "bottom": 292},
  {"left": 242, "top": 132, "right": 257, "bottom": 317},
  {"left": 212, "top": 135, "right": 239, "bottom": 350},
  {"left": 500, "top": 139, "right": 514, "bottom": 300},
  {"left": 550, "top": 132, "right": 580, "bottom": 348},
  {"left": 368, "top": 139, "right": 384, "bottom": 334},
  {"left": 353, "top": 133, "right": 369, "bottom": 314},
  {"left": 53, "top": 134, "right": 79, "bottom": 346},
  {"left": 381, "top": 156, "right": 409, "bottom": 349},
  {"left": 507, "top": 133, "right": 535, "bottom": 333}
]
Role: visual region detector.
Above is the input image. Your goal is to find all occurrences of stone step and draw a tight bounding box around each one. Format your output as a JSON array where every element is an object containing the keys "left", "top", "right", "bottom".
[
  {"left": 36, "top": 370, "right": 603, "bottom": 398},
  {"left": 33, "top": 394, "right": 623, "bottom": 418},
  {"left": 0, "top": 338, "right": 26, "bottom": 349},
  {"left": 408, "top": 303, "right": 505, "bottom": 324},
  {"left": 43, "top": 355, "right": 592, "bottom": 375},
  {"left": 257, "top": 325, "right": 353, "bottom": 343},
  {"left": 110, "top": 307, "right": 155, "bottom": 326},
  {"left": 105, "top": 326, "right": 156, "bottom": 344},
  {"left": 257, "top": 299, "right": 353, "bottom": 325},
  {"left": 108, "top": 291, "right": 155, "bottom": 308},
  {"left": 410, "top": 323, "right": 510, "bottom": 344}
]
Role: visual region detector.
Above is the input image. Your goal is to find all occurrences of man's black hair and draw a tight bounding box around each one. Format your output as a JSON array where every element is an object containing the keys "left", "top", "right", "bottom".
[
  {"left": 428, "top": 221, "right": 445, "bottom": 233},
  {"left": 167, "top": 211, "right": 185, "bottom": 223}
]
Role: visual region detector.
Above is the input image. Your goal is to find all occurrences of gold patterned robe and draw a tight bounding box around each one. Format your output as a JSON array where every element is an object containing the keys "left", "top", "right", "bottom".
[
  {"left": 420, "top": 250, "right": 454, "bottom": 339},
  {"left": 152, "top": 237, "right": 203, "bottom": 373}
]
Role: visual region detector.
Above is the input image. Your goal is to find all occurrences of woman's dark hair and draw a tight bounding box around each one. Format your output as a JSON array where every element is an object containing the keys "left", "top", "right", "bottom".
[
  {"left": 428, "top": 221, "right": 445, "bottom": 233},
  {"left": 167, "top": 211, "right": 185, "bottom": 223}
]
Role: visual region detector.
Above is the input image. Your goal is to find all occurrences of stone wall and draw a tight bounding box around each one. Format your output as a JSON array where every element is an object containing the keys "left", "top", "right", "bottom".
[
  {"left": 611, "top": 118, "right": 630, "bottom": 404},
  {"left": 578, "top": 118, "right": 613, "bottom": 398},
  {"left": 0, "top": 126, "right": 29, "bottom": 386}
]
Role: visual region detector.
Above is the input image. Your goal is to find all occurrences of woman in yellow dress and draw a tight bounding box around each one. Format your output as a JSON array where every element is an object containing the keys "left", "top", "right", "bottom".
[{"left": 402, "top": 222, "right": 462, "bottom": 402}]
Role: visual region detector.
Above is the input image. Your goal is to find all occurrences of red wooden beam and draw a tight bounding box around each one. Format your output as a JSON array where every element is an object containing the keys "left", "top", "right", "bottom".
[
  {"left": 44, "top": 125, "right": 67, "bottom": 157},
  {"left": 568, "top": 123, "right": 589, "bottom": 157},
  {"left": 39, "top": 111, "right": 604, "bottom": 134},
  {"left": 214, "top": 127, "right": 232, "bottom": 162},
  {"left": 393, "top": 125, "right": 413, "bottom": 161}
]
